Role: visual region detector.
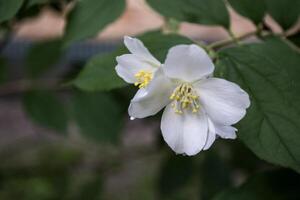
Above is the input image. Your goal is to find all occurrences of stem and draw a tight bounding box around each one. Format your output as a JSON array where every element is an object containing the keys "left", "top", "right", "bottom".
[
  {"left": 0, "top": 79, "right": 67, "bottom": 96},
  {"left": 193, "top": 39, "right": 212, "bottom": 52},
  {"left": 228, "top": 29, "right": 240, "bottom": 45},
  {"left": 208, "top": 31, "right": 258, "bottom": 49}
]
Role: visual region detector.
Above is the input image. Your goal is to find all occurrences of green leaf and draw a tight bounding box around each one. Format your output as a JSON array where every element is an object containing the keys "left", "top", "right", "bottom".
[
  {"left": 63, "top": 0, "right": 125, "bottom": 47},
  {"left": 0, "top": 0, "right": 24, "bottom": 23},
  {"left": 264, "top": 0, "right": 300, "bottom": 30},
  {"left": 23, "top": 91, "right": 68, "bottom": 132},
  {"left": 216, "top": 37, "right": 300, "bottom": 173},
  {"left": 213, "top": 169, "right": 300, "bottom": 200},
  {"left": 73, "top": 31, "right": 192, "bottom": 91},
  {"left": 26, "top": 39, "right": 63, "bottom": 78},
  {"left": 72, "top": 52, "right": 126, "bottom": 92},
  {"left": 146, "top": 0, "right": 229, "bottom": 28},
  {"left": 158, "top": 155, "right": 194, "bottom": 198},
  {"left": 70, "top": 91, "right": 123, "bottom": 143},
  {"left": 228, "top": 0, "right": 266, "bottom": 25}
]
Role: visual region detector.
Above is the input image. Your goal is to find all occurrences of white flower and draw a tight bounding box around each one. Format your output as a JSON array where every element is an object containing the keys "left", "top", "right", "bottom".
[
  {"left": 116, "top": 40, "right": 250, "bottom": 156},
  {"left": 115, "top": 36, "right": 173, "bottom": 118}
]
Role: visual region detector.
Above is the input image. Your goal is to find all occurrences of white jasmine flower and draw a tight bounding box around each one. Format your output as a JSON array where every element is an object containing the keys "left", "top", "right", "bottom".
[
  {"left": 116, "top": 41, "right": 250, "bottom": 156},
  {"left": 115, "top": 36, "right": 173, "bottom": 118}
]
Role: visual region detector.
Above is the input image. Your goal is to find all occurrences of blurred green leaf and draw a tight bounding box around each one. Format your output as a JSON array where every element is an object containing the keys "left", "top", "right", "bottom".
[
  {"left": 28, "top": 0, "right": 48, "bottom": 7},
  {"left": 0, "top": 0, "right": 24, "bottom": 23},
  {"left": 229, "top": 141, "right": 265, "bottom": 172},
  {"left": 264, "top": 0, "right": 300, "bottom": 30},
  {"left": 72, "top": 52, "right": 126, "bottom": 92},
  {"left": 72, "top": 31, "right": 192, "bottom": 91},
  {"left": 135, "top": 31, "right": 193, "bottom": 61},
  {"left": 228, "top": 0, "right": 266, "bottom": 25},
  {"left": 0, "top": 141, "right": 85, "bottom": 200},
  {"left": 288, "top": 33, "right": 300, "bottom": 48},
  {"left": 26, "top": 39, "right": 63, "bottom": 78},
  {"left": 158, "top": 156, "right": 194, "bottom": 199},
  {"left": 63, "top": 0, "right": 125, "bottom": 47},
  {"left": 200, "top": 152, "right": 231, "bottom": 200},
  {"left": 216, "top": 37, "right": 300, "bottom": 173},
  {"left": 23, "top": 91, "right": 68, "bottom": 132},
  {"left": 146, "top": 0, "right": 230, "bottom": 28},
  {"left": 71, "top": 91, "right": 123, "bottom": 143},
  {"left": 213, "top": 169, "right": 300, "bottom": 200},
  {"left": 0, "top": 177, "right": 57, "bottom": 200},
  {"left": 0, "top": 57, "right": 8, "bottom": 84}
]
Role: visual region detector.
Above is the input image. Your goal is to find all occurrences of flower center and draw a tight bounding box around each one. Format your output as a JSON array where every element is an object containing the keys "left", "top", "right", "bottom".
[
  {"left": 169, "top": 83, "right": 200, "bottom": 114},
  {"left": 134, "top": 70, "right": 153, "bottom": 88}
]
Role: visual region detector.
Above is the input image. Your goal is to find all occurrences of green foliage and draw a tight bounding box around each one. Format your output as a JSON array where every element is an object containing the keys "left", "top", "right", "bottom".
[
  {"left": 199, "top": 152, "right": 231, "bottom": 200},
  {"left": 158, "top": 155, "right": 194, "bottom": 199},
  {"left": 213, "top": 169, "right": 300, "bottom": 200},
  {"left": 63, "top": 0, "right": 125, "bottom": 47},
  {"left": 228, "top": 0, "right": 266, "bottom": 25},
  {"left": 146, "top": 0, "right": 230, "bottom": 28},
  {"left": 0, "top": 139, "right": 107, "bottom": 200},
  {"left": 0, "top": 57, "right": 8, "bottom": 84},
  {"left": 288, "top": 33, "right": 300, "bottom": 47},
  {"left": 70, "top": 91, "right": 123, "bottom": 143},
  {"left": 28, "top": 0, "right": 49, "bottom": 7},
  {"left": 26, "top": 39, "right": 63, "bottom": 78},
  {"left": 1, "top": 0, "right": 300, "bottom": 198},
  {"left": 65, "top": 172, "right": 103, "bottom": 200},
  {"left": 0, "top": 0, "right": 24, "bottom": 23},
  {"left": 72, "top": 31, "right": 192, "bottom": 91},
  {"left": 216, "top": 37, "right": 300, "bottom": 172},
  {"left": 264, "top": 0, "right": 300, "bottom": 30},
  {"left": 22, "top": 90, "right": 68, "bottom": 132},
  {"left": 72, "top": 52, "right": 127, "bottom": 92}
]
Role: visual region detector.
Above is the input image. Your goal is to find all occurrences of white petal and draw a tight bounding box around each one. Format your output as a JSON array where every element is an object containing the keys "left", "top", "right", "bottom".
[
  {"left": 163, "top": 44, "right": 214, "bottom": 82},
  {"left": 124, "top": 36, "right": 160, "bottom": 66},
  {"left": 128, "top": 68, "right": 173, "bottom": 118},
  {"left": 195, "top": 78, "right": 250, "bottom": 125},
  {"left": 116, "top": 54, "right": 156, "bottom": 83},
  {"left": 215, "top": 125, "right": 237, "bottom": 139},
  {"left": 161, "top": 105, "right": 208, "bottom": 156},
  {"left": 203, "top": 117, "right": 216, "bottom": 150}
]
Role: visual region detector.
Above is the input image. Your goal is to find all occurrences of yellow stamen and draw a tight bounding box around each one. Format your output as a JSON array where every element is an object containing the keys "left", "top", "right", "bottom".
[
  {"left": 134, "top": 70, "right": 153, "bottom": 88},
  {"left": 169, "top": 83, "right": 200, "bottom": 114}
]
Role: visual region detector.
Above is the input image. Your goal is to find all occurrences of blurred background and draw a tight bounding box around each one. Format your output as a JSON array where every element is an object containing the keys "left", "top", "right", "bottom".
[{"left": 0, "top": 0, "right": 299, "bottom": 199}]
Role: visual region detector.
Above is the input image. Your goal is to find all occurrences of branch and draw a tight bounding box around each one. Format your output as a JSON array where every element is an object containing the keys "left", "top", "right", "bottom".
[{"left": 208, "top": 31, "right": 258, "bottom": 50}]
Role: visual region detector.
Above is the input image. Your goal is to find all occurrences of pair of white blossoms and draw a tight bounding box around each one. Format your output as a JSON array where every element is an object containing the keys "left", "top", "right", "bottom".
[{"left": 115, "top": 36, "right": 250, "bottom": 156}]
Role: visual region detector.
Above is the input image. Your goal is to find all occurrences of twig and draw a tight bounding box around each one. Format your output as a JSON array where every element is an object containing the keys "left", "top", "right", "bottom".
[
  {"left": 208, "top": 31, "right": 258, "bottom": 50},
  {"left": 228, "top": 29, "right": 241, "bottom": 45}
]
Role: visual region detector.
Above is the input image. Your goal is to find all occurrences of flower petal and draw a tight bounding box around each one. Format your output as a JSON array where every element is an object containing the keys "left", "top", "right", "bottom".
[
  {"left": 163, "top": 44, "right": 214, "bottom": 82},
  {"left": 116, "top": 54, "right": 156, "bottom": 83},
  {"left": 124, "top": 36, "right": 160, "bottom": 66},
  {"left": 215, "top": 125, "right": 237, "bottom": 139},
  {"left": 128, "top": 68, "right": 173, "bottom": 118},
  {"left": 195, "top": 78, "right": 250, "bottom": 125},
  {"left": 203, "top": 117, "right": 216, "bottom": 150},
  {"left": 161, "top": 105, "right": 208, "bottom": 156}
]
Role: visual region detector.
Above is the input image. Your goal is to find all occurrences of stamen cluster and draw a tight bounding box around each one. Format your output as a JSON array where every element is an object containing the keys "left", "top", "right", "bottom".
[
  {"left": 170, "top": 83, "right": 200, "bottom": 114},
  {"left": 134, "top": 70, "right": 153, "bottom": 88}
]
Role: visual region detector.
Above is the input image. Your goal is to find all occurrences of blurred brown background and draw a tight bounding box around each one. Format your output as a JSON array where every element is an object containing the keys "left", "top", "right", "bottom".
[{"left": 15, "top": 0, "right": 280, "bottom": 42}]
